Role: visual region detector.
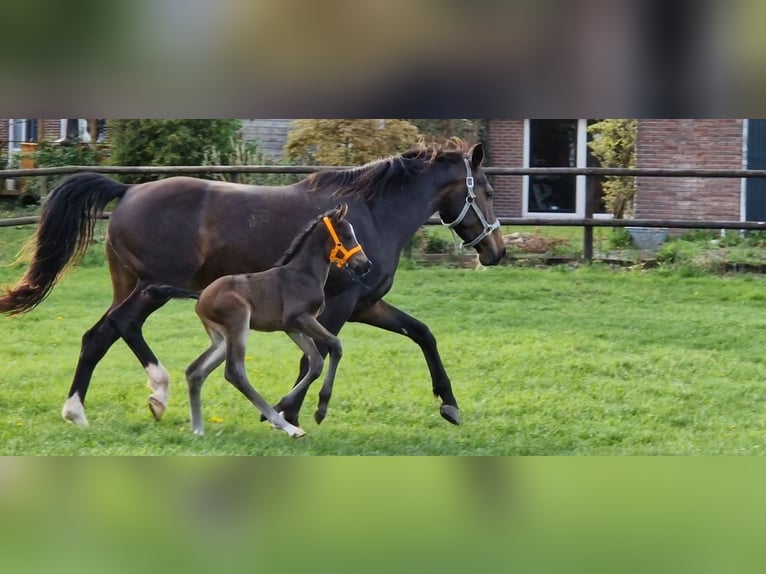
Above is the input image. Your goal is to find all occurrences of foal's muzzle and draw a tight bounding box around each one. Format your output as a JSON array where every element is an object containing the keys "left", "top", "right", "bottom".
[{"left": 350, "top": 257, "right": 372, "bottom": 276}]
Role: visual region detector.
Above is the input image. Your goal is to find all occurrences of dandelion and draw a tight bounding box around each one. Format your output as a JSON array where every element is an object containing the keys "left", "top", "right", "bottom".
[{"left": 210, "top": 416, "right": 223, "bottom": 424}]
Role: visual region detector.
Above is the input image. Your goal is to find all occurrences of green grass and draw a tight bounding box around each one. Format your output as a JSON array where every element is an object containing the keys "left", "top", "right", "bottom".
[{"left": 3, "top": 234, "right": 766, "bottom": 453}]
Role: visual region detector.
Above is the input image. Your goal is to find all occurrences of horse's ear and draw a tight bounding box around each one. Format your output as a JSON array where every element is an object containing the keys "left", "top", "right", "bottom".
[
  {"left": 469, "top": 143, "right": 484, "bottom": 170},
  {"left": 335, "top": 203, "right": 348, "bottom": 220}
]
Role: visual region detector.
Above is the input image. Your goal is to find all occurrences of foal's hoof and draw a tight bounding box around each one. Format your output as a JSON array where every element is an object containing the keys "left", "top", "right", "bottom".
[
  {"left": 314, "top": 409, "right": 326, "bottom": 425},
  {"left": 439, "top": 404, "right": 461, "bottom": 425},
  {"left": 148, "top": 396, "right": 166, "bottom": 421}
]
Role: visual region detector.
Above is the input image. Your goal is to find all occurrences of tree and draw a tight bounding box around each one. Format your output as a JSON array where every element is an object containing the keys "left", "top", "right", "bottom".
[
  {"left": 410, "top": 119, "right": 486, "bottom": 144},
  {"left": 108, "top": 120, "right": 243, "bottom": 182},
  {"left": 587, "top": 119, "right": 637, "bottom": 219},
  {"left": 283, "top": 119, "right": 420, "bottom": 165}
]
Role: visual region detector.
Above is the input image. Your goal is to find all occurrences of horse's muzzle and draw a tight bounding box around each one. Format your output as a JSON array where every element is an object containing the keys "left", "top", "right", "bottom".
[{"left": 479, "top": 245, "right": 506, "bottom": 266}]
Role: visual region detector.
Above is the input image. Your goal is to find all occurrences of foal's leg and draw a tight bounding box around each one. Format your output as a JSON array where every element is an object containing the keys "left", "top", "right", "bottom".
[
  {"left": 278, "top": 318, "right": 343, "bottom": 425},
  {"left": 223, "top": 317, "right": 305, "bottom": 438},
  {"left": 277, "top": 330, "right": 327, "bottom": 421},
  {"left": 270, "top": 296, "right": 357, "bottom": 426},
  {"left": 185, "top": 327, "right": 227, "bottom": 436},
  {"left": 350, "top": 298, "right": 460, "bottom": 425}
]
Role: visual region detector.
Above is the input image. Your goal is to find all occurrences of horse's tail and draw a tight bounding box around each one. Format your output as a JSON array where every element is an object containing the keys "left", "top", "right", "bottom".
[
  {"left": 143, "top": 285, "right": 201, "bottom": 300},
  {"left": 0, "top": 172, "right": 130, "bottom": 315}
]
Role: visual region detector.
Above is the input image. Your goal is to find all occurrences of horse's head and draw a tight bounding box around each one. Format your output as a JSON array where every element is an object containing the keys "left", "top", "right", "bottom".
[
  {"left": 438, "top": 143, "right": 506, "bottom": 266},
  {"left": 324, "top": 204, "right": 372, "bottom": 276}
]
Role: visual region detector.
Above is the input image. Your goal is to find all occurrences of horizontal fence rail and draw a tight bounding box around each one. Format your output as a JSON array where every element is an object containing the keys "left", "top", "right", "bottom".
[
  {"left": 4, "top": 165, "right": 766, "bottom": 178},
  {"left": 4, "top": 164, "right": 766, "bottom": 261}
]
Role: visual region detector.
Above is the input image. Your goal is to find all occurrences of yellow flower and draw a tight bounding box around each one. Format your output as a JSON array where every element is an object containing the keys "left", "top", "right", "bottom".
[{"left": 210, "top": 416, "right": 223, "bottom": 424}]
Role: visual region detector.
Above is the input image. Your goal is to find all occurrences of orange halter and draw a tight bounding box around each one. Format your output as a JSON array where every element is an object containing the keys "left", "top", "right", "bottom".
[{"left": 323, "top": 216, "right": 362, "bottom": 268}]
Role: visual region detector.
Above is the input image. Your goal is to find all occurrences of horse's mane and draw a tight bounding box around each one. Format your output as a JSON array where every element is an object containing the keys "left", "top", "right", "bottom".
[
  {"left": 304, "top": 138, "right": 471, "bottom": 202},
  {"left": 275, "top": 208, "right": 337, "bottom": 267}
]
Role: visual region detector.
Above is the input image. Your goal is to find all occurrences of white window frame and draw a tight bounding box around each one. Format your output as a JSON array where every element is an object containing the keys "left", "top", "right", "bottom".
[
  {"left": 59, "top": 119, "right": 92, "bottom": 142},
  {"left": 523, "top": 118, "right": 589, "bottom": 219},
  {"left": 8, "top": 119, "right": 29, "bottom": 154}
]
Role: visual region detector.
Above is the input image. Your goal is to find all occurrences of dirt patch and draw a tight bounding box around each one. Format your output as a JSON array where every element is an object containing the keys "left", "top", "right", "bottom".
[{"left": 503, "top": 232, "right": 569, "bottom": 254}]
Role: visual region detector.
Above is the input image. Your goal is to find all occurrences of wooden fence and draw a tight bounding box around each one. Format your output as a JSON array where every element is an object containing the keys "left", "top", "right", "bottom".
[{"left": 4, "top": 164, "right": 766, "bottom": 262}]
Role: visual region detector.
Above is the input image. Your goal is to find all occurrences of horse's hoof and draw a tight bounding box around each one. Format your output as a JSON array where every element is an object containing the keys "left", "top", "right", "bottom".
[
  {"left": 148, "top": 396, "right": 166, "bottom": 421},
  {"left": 314, "top": 410, "right": 326, "bottom": 425},
  {"left": 439, "top": 404, "right": 461, "bottom": 425},
  {"left": 290, "top": 426, "right": 306, "bottom": 439},
  {"left": 62, "top": 395, "right": 89, "bottom": 427}
]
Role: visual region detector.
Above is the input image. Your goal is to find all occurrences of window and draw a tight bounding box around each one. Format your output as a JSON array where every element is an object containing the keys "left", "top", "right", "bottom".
[
  {"left": 7, "top": 119, "right": 38, "bottom": 152},
  {"left": 523, "top": 119, "right": 607, "bottom": 218},
  {"left": 58, "top": 119, "right": 92, "bottom": 142}
]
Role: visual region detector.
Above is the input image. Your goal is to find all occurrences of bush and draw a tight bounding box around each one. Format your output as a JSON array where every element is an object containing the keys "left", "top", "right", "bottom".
[
  {"left": 587, "top": 119, "right": 637, "bottom": 219},
  {"left": 202, "top": 138, "right": 301, "bottom": 187},
  {"left": 108, "top": 120, "right": 242, "bottom": 183},
  {"left": 608, "top": 227, "right": 634, "bottom": 249},
  {"left": 284, "top": 119, "right": 420, "bottom": 165},
  {"left": 21, "top": 142, "right": 107, "bottom": 203}
]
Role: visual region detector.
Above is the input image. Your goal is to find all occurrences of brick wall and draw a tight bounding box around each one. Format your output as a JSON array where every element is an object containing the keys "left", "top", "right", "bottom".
[
  {"left": 1, "top": 119, "right": 64, "bottom": 146},
  {"left": 635, "top": 119, "right": 743, "bottom": 221},
  {"left": 487, "top": 119, "right": 524, "bottom": 217}
]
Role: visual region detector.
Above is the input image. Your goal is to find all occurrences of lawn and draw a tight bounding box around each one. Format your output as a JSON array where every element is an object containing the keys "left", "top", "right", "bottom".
[{"left": 2, "top": 221, "right": 766, "bottom": 454}]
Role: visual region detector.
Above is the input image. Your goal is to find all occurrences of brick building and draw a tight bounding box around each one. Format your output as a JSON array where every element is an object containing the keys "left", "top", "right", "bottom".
[
  {"left": 5, "top": 119, "right": 759, "bottom": 223},
  {"left": 486, "top": 119, "right": 760, "bottom": 222}
]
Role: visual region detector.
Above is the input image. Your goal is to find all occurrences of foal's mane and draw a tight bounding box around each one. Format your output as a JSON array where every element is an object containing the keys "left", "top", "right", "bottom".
[
  {"left": 275, "top": 208, "right": 336, "bottom": 267},
  {"left": 305, "top": 139, "right": 471, "bottom": 202}
]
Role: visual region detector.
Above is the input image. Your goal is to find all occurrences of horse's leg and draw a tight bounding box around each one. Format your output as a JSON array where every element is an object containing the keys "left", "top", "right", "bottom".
[
  {"left": 222, "top": 316, "right": 305, "bottom": 438},
  {"left": 104, "top": 283, "right": 171, "bottom": 420},
  {"left": 185, "top": 327, "right": 227, "bottom": 436},
  {"left": 350, "top": 298, "right": 460, "bottom": 425},
  {"left": 279, "top": 319, "right": 342, "bottom": 425},
  {"left": 62, "top": 245, "right": 137, "bottom": 426},
  {"left": 62, "top": 313, "right": 122, "bottom": 426}
]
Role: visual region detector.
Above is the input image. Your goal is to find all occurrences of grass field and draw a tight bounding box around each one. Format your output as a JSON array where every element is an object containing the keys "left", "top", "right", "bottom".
[{"left": 2, "top": 223, "right": 766, "bottom": 454}]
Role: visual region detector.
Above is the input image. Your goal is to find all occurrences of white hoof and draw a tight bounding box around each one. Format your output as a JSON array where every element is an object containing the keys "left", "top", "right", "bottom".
[
  {"left": 146, "top": 363, "right": 169, "bottom": 420},
  {"left": 192, "top": 427, "right": 205, "bottom": 436},
  {"left": 62, "top": 394, "right": 89, "bottom": 427},
  {"left": 288, "top": 425, "right": 306, "bottom": 438},
  {"left": 148, "top": 396, "right": 167, "bottom": 421}
]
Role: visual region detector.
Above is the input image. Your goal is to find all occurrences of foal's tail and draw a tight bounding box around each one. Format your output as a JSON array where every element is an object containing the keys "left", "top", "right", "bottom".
[
  {"left": 143, "top": 285, "right": 200, "bottom": 300},
  {"left": 0, "top": 172, "right": 130, "bottom": 315}
]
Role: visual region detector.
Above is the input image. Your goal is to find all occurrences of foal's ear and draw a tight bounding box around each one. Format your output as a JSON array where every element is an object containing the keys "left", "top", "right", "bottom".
[
  {"left": 335, "top": 203, "right": 348, "bottom": 220},
  {"left": 469, "top": 142, "right": 484, "bottom": 170}
]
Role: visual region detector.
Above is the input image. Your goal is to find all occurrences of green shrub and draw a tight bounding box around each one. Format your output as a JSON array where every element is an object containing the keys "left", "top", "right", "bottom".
[
  {"left": 22, "top": 142, "right": 106, "bottom": 203},
  {"left": 608, "top": 227, "right": 634, "bottom": 249},
  {"left": 587, "top": 119, "right": 637, "bottom": 219},
  {"left": 202, "top": 138, "right": 301, "bottom": 187},
  {"left": 422, "top": 230, "right": 453, "bottom": 254},
  {"left": 108, "top": 120, "right": 242, "bottom": 183}
]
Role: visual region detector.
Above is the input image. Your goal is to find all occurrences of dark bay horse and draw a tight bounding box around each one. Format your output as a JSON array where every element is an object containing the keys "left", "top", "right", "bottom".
[
  {"left": 0, "top": 140, "right": 505, "bottom": 428},
  {"left": 145, "top": 204, "right": 371, "bottom": 437}
]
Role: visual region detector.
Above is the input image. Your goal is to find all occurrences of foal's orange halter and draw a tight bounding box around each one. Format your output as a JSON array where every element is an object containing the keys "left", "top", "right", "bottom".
[{"left": 323, "top": 216, "right": 362, "bottom": 268}]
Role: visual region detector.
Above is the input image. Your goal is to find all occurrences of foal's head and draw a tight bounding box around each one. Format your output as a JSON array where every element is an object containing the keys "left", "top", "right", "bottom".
[
  {"left": 276, "top": 204, "right": 371, "bottom": 276},
  {"left": 322, "top": 204, "right": 371, "bottom": 276}
]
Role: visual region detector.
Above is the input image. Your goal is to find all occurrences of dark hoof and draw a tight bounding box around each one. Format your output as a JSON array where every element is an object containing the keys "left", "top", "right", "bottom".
[
  {"left": 314, "top": 409, "right": 326, "bottom": 425},
  {"left": 439, "top": 404, "right": 461, "bottom": 425}
]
